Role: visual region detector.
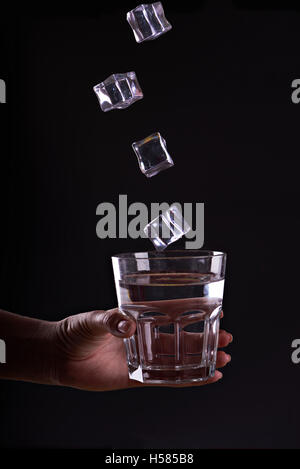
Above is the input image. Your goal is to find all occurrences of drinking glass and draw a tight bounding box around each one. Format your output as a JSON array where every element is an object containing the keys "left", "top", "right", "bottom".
[{"left": 112, "top": 250, "right": 226, "bottom": 384}]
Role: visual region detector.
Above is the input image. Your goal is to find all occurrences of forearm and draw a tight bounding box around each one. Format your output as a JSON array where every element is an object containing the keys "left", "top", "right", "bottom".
[{"left": 0, "top": 309, "right": 58, "bottom": 385}]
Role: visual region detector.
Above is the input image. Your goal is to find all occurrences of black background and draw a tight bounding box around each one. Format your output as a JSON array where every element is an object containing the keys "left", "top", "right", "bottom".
[{"left": 1, "top": 0, "right": 300, "bottom": 449}]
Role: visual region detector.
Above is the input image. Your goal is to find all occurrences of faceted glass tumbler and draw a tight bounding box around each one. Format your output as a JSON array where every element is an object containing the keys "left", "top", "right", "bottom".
[
  {"left": 132, "top": 132, "right": 174, "bottom": 177},
  {"left": 93, "top": 72, "right": 143, "bottom": 112},
  {"left": 112, "top": 250, "right": 226, "bottom": 384},
  {"left": 144, "top": 204, "right": 191, "bottom": 251},
  {"left": 127, "top": 2, "right": 172, "bottom": 43}
]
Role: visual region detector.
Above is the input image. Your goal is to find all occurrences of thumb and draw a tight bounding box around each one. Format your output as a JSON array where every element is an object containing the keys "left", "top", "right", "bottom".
[
  {"left": 93, "top": 308, "right": 136, "bottom": 338},
  {"left": 56, "top": 309, "right": 136, "bottom": 359}
]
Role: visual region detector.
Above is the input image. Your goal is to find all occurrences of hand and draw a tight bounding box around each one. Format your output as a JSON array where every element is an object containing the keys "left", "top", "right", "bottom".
[{"left": 52, "top": 309, "right": 232, "bottom": 391}]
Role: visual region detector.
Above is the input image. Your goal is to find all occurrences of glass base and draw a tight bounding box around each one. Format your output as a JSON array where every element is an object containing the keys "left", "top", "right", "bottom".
[{"left": 128, "top": 364, "right": 216, "bottom": 384}]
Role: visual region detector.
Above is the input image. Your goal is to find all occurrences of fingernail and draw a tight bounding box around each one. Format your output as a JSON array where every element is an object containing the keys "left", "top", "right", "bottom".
[
  {"left": 117, "top": 320, "right": 130, "bottom": 333},
  {"left": 228, "top": 334, "right": 233, "bottom": 343},
  {"left": 226, "top": 354, "right": 231, "bottom": 362}
]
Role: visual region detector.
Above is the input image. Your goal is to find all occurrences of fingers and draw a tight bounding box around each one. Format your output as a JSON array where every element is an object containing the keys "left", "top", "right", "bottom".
[
  {"left": 128, "top": 350, "right": 231, "bottom": 389},
  {"left": 149, "top": 329, "right": 233, "bottom": 356},
  {"left": 218, "top": 329, "right": 233, "bottom": 347},
  {"left": 216, "top": 350, "right": 231, "bottom": 368},
  {"left": 127, "top": 336, "right": 231, "bottom": 389}
]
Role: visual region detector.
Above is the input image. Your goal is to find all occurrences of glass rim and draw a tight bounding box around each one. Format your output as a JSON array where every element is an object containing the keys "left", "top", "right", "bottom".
[{"left": 112, "top": 249, "right": 226, "bottom": 260}]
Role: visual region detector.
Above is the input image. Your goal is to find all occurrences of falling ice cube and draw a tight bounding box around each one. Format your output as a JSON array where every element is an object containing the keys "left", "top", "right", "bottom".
[
  {"left": 127, "top": 2, "right": 172, "bottom": 43},
  {"left": 144, "top": 204, "right": 191, "bottom": 251},
  {"left": 93, "top": 72, "right": 143, "bottom": 112},
  {"left": 132, "top": 132, "right": 174, "bottom": 177}
]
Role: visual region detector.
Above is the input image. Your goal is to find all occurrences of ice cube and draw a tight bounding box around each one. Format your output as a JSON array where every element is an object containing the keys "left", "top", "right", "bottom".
[
  {"left": 93, "top": 72, "right": 143, "bottom": 112},
  {"left": 127, "top": 2, "right": 172, "bottom": 43},
  {"left": 144, "top": 204, "right": 191, "bottom": 251},
  {"left": 132, "top": 132, "right": 174, "bottom": 177}
]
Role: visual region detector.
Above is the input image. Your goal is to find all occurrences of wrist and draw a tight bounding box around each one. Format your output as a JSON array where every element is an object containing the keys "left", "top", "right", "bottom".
[{"left": 0, "top": 310, "right": 60, "bottom": 385}]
